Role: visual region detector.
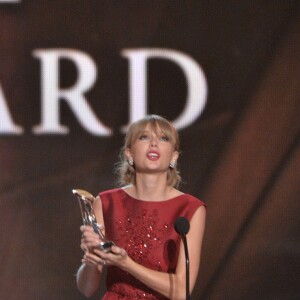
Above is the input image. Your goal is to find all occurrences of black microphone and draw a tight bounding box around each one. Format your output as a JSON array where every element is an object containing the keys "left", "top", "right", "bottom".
[
  {"left": 174, "top": 216, "right": 190, "bottom": 235},
  {"left": 174, "top": 217, "right": 190, "bottom": 300}
]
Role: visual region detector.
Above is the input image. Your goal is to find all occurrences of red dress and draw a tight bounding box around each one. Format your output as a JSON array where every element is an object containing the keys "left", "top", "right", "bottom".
[{"left": 100, "top": 188, "right": 205, "bottom": 299}]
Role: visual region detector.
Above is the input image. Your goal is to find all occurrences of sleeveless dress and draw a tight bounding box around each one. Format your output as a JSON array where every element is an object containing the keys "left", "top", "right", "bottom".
[{"left": 99, "top": 188, "right": 205, "bottom": 300}]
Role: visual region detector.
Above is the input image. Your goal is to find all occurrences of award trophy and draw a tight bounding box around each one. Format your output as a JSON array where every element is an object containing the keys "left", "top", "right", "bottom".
[{"left": 72, "top": 189, "right": 115, "bottom": 253}]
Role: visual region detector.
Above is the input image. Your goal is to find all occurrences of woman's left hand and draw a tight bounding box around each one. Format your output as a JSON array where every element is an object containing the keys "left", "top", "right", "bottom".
[{"left": 84, "top": 245, "right": 128, "bottom": 269}]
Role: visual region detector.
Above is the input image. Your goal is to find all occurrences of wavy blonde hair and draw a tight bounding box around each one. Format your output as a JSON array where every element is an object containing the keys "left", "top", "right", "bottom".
[{"left": 115, "top": 115, "right": 181, "bottom": 188}]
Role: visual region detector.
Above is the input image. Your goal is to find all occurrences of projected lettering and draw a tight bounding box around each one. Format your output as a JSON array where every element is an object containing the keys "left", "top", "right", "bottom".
[
  {"left": 122, "top": 49, "right": 207, "bottom": 132},
  {"left": 32, "top": 49, "right": 112, "bottom": 136},
  {"left": 0, "top": 48, "right": 208, "bottom": 136},
  {"left": 0, "top": 85, "right": 23, "bottom": 134},
  {"left": 0, "top": 0, "right": 21, "bottom": 3}
]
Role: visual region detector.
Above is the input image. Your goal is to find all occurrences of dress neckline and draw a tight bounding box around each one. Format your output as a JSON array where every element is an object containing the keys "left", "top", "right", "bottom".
[{"left": 119, "top": 187, "right": 186, "bottom": 203}]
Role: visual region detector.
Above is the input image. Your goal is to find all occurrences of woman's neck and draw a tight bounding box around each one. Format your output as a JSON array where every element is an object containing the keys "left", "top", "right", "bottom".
[{"left": 131, "top": 173, "right": 174, "bottom": 201}]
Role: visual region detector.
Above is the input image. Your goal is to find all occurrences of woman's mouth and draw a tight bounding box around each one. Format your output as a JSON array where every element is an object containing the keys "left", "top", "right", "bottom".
[{"left": 147, "top": 151, "right": 160, "bottom": 161}]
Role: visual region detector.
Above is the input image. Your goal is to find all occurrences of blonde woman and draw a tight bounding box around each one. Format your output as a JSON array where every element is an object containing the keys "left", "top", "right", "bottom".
[{"left": 77, "top": 115, "right": 206, "bottom": 300}]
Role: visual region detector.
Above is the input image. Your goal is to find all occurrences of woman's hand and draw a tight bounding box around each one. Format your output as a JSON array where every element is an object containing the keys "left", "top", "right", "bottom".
[
  {"left": 84, "top": 245, "right": 129, "bottom": 270},
  {"left": 80, "top": 225, "right": 104, "bottom": 253}
]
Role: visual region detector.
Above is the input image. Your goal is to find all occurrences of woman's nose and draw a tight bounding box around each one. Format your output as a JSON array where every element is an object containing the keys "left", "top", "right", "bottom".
[{"left": 150, "top": 136, "right": 158, "bottom": 147}]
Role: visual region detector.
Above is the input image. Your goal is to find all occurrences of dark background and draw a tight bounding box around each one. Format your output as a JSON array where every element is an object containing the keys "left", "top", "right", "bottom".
[{"left": 0, "top": 1, "right": 299, "bottom": 299}]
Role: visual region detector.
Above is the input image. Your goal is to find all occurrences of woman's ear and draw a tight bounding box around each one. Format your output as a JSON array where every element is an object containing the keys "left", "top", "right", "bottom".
[
  {"left": 172, "top": 151, "right": 179, "bottom": 162},
  {"left": 124, "top": 148, "right": 132, "bottom": 160}
]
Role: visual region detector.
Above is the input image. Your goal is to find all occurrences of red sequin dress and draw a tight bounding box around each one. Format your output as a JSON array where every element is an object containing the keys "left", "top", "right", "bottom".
[{"left": 100, "top": 188, "right": 205, "bottom": 300}]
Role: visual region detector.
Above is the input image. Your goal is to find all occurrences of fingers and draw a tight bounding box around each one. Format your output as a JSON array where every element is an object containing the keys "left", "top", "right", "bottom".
[
  {"left": 98, "top": 258, "right": 107, "bottom": 266},
  {"left": 80, "top": 224, "right": 104, "bottom": 235},
  {"left": 83, "top": 252, "right": 108, "bottom": 267},
  {"left": 92, "top": 246, "right": 128, "bottom": 268},
  {"left": 80, "top": 225, "right": 102, "bottom": 252},
  {"left": 79, "top": 226, "right": 128, "bottom": 268},
  {"left": 81, "top": 256, "right": 95, "bottom": 267},
  {"left": 80, "top": 242, "right": 88, "bottom": 253},
  {"left": 80, "top": 225, "right": 105, "bottom": 242},
  {"left": 80, "top": 225, "right": 96, "bottom": 233},
  {"left": 111, "top": 245, "right": 127, "bottom": 257}
]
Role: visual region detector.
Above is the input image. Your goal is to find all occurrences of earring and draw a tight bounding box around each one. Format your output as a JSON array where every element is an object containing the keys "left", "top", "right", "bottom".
[
  {"left": 128, "top": 158, "right": 134, "bottom": 166},
  {"left": 169, "top": 160, "right": 176, "bottom": 169}
]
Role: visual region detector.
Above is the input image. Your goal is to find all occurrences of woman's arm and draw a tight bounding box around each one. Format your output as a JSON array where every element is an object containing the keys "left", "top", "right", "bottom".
[
  {"left": 76, "top": 262, "right": 102, "bottom": 297},
  {"left": 90, "top": 205, "right": 206, "bottom": 300},
  {"left": 76, "top": 196, "right": 106, "bottom": 297}
]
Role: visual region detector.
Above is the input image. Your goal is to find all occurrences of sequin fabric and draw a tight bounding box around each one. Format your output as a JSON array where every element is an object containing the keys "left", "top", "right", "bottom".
[
  {"left": 100, "top": 188, "right": 205, "bottom": 300},
  {"left": 115, "top": 208, "right": 169, "bottom": 270}
]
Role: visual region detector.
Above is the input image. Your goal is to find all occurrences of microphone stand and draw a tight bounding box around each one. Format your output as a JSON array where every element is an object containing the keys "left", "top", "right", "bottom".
[
  {"left": 174, "top": 216, "right": 191, "bottom": 300},
  {"left": 181, "top": 232, "right": 190, "bottom": 300}
]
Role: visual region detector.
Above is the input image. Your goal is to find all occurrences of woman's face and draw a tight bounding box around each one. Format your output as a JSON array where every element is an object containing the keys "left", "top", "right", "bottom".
[{"left": 125, "top": 124, "right": 178, "bottom": 174}]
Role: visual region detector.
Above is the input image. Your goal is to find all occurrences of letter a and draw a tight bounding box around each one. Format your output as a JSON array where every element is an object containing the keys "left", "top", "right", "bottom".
[{"left": 0, "top": 84, "right": 23, "bottom": 134}]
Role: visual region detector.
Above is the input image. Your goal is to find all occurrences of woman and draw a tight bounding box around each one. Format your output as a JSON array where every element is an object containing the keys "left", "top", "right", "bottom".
[{"left": 77, "top": 115, "right": 206, "bottom": 299}]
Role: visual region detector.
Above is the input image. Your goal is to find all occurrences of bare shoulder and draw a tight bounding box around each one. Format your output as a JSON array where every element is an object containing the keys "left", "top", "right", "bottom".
[
  {"left": 93, "top": 195, "right": 104, "bottom": 225},
  {"left": 93, "top": 195, "right": 103, "bottom": 210},
  {"left": 190, "top": 205, "right": 206, "bottom": 229},
  {"left": 193, "top": 205, "right": 206, "bottom": 219}
]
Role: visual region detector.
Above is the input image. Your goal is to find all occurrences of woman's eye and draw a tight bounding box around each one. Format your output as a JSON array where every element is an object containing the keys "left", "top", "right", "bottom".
[
  {"left": 160, "top": 136, "right": 169, "bottom": 142},
  {"left": 138, "top": 135, "right": 149, "bottom": 140}
]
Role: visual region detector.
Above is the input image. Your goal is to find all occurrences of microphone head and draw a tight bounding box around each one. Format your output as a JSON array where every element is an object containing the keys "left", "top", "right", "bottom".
[{"left": 174, "top": 217, "right": 190, "bottom": 235}]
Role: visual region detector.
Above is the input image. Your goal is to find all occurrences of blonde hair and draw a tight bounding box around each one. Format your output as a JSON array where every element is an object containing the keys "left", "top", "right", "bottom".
[{"left": 115, "top": 115, "right": 181, "bottom": 187}]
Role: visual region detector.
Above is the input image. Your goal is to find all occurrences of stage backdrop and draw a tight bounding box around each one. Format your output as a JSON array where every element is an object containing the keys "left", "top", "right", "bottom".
[{"left": 0, "top": 1, "right": 299, "bottom": 299}]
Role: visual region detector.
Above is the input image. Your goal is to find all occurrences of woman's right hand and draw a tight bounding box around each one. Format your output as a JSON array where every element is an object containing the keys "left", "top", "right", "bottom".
[{"left": 80, "top": 225, "right": 103, "bottom": 253}]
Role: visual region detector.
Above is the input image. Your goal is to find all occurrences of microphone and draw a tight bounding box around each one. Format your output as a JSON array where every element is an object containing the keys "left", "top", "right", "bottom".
[
  {"left": 174, "top": 217, "right": 190, "bottom": 300},
  {"left": 174, "top": 216, "right": 190, "bottom": 235}
]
